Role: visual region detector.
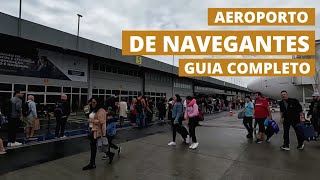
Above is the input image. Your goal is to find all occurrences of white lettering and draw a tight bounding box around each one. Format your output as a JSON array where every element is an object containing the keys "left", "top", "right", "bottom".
[
  {"left": 298, "top": 36, "right": 309, "bottom": 52},
  {"left": 227, "top": 63, "right": 236, "bottom": 74},
  {"left": 212, "top": 63, "right": 223, "bottom": 74},
  {"left": 180, "top": 36, "right": 196, "bottom": 52},
  {"left": 300, "top": 62, "right": 310, "bottom": 74},
  {"left": 273, "top": 36, "right": 286, "bottom": 52},
  {"left": 297, "top": 12, "right": 308, "bottom": 23},
  {"left": 256, "top": 36, "right": 271, "bottom": 52},
  {"left": 196, "top": 36, "right": 211, "bottom": 52},
  {"left": 215, "top": 12, "right": 225, "bottom": 23},
  {"left": 224, "top": 36, "right": 238, "bottom": 52},
  {"left": 287, "top": 36, "right": 297, "bottom": 52},
  {"left": 164, "top": 36, "right": 179, "bottom": 52},
  {"left": 185, "top": 63, "right": 194, "bottom": 74},
  {"left": 239, "top": 36, "right": 254, "bottom": 52},
  {"left": 146, "top": 36, "right": 156, "bottom": 52},
  {"left": 130, "top": 36, "right": 144, "bottom": 52}
]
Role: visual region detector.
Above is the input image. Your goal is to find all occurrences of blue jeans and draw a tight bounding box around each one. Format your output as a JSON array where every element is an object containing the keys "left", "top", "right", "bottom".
[{"left": 136, "top": 112, "right": 145, "bottom": 127}]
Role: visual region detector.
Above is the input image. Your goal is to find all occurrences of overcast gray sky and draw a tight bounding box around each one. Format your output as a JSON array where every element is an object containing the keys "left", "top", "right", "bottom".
[{"left": 0, "top": 0, "right": 319, "bottom": 87}]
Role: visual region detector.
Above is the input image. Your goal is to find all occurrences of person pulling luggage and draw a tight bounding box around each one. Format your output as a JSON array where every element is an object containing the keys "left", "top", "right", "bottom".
[{"left": 279, "top": 90, "right": 305, "bottom": 151}]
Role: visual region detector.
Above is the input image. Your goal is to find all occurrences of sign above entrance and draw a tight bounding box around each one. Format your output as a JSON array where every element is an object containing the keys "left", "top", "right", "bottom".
[
  {"left": 44, "top": 79, "right": 49, "bottom": 85},
  {"left": 136, "top": 56, "right": 142, "bottom": 65}
]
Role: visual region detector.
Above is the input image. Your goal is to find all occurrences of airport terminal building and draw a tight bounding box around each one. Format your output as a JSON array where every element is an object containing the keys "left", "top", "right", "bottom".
[{"left": 0, "top": 12, "right": 250, "bottom": 111}]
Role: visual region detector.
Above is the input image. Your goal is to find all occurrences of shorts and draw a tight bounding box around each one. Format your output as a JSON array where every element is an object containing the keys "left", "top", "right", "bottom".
[
  {"left": 255, "top": 118, "right": 266, "bottom": 133},
  {"left": 24, "top": 117, "right": 34, "bottom": 128}
]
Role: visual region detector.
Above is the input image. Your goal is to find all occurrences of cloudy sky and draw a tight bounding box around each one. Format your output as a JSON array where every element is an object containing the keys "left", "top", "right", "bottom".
[{"left": 0, "top": 0, "right": 319, "bottom": 87}]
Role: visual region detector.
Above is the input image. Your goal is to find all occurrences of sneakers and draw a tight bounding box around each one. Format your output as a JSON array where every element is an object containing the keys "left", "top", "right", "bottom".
[
  {"left": 255, "top": 139, "right": 263, "bottom": 144},
  {"left": 297, "top": 144, "right": 305, "bottom": 150},
  {"left": 118, "top": 147, "right": 121, "bottom": 157},
  {"left": 246, "top": 134, "right": 253, "bottom": 139},
  {"left": 266, "top": 137, "right": 272, "bottom": 143},
  {"left": 7, "top": 142, "right": 22, "bottom": 147},
  {"left": 168, "top": 142, "right": 176, "bottom": 146},
  {"left": 185, "top": 135, "right": 191, "bottom": 144},
  {"left": 109, "top": 153, "right": 115, "bottom": 164},
  {"left": 82, "top": 164, "right": 96, "bottom": 171},
  {"left": 192, "top": 142, "right": 199, "bottom": 149},
  {"left": 102, "top": 155, "right": 108, "bottom": 160},
  {"left": 280, "top": 145, "right": 290, "bottom": 151},
  {"left": 0, "top": 151, "right": 6, "bottom": 155},
  {"left": 189, "top": 142, "right": 199, "bottom": 149}
]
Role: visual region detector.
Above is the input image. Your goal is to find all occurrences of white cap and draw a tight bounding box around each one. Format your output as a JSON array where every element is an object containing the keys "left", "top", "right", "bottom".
[{"left": 312, "top": 92, "right": 320, "bottom": 97}]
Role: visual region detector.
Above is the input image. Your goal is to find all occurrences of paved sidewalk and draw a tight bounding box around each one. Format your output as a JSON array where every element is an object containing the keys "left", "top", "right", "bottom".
[{"left": 1, "top": 111, "right": 319, "bottom": 180}]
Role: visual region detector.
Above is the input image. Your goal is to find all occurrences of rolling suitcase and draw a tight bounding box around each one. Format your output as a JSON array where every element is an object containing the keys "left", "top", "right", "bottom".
[{"left": 296, "top": 122, "right": 317, "bottom": 142}]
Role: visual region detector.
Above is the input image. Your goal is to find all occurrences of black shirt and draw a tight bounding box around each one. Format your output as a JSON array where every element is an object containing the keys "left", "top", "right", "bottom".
[{"left": 279, "top": 98, "right": 302, "bottom": 122}]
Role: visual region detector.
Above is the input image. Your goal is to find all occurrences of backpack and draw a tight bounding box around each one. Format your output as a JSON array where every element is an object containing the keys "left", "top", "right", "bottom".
[
  {"left": 107, "top": 122, "right": 117, "bottom": 136},
  {"left": 53, "top": 102, "right": 64, "bottom": 117},
  {"left": 135, "top": 99, "right": 143, "bottom": 113},
  {"left": 22, "top": 102, "right": 31, "bottom": 117}
]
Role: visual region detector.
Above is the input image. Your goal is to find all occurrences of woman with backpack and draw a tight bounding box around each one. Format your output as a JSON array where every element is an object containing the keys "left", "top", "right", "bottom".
[
  {"left": 83, "top": 97, "right": 107, "bottom": 171},
  {"left": 168, "top": 94, "right": 191, "bottom": 146},
  {"left": 185, "top": 96, "right": 200, "bottom": 149}
]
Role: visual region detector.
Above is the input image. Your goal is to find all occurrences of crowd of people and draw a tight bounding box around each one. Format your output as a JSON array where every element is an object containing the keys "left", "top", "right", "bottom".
[
  {"left": 242, "top": 91, "right": 320, "bottom": 151},
  {"left": 0, "top": 90, "right": 71, "bottom": 154},
  {"left": 1, "top": 89, "right": 319, "bottom": 172}
]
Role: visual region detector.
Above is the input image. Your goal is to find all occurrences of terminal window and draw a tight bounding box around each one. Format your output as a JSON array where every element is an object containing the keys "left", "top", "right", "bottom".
[
  {"left": 99, "top": 89, "right": 105, "bottom": 94},
  {"left": 81, "top": 88, "right": 88, "bottom": 94},
  {"left": 28, "top": 85, "right": 45, "bottom": 92},
  {"left": 93, "top": 63, "right": 99, "bottom": 70},
  {"left": 63, "top": 87, "right": 71, "bottom": 93},
  {"left": 72, "top": 88, "right": 80, "bottom": 93},
  {"left": 14, "top": 84, "right": 26, "bottom": 91},
  {"left": 47, "top": 86, "right": 61, "bottom": 93},
  {"left": 100, "top": 64, "right": 106, "bottom": 72},
  {"left": 0, "top": 83, "right": 12, "bottom": 91}
]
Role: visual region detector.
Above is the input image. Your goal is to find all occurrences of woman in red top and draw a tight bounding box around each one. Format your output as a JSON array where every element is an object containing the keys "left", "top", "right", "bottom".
[{"left": 254, "top": 92, "right": 272, "bottom": 144}]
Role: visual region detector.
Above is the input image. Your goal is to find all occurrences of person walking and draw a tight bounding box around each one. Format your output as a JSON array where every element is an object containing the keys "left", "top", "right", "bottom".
[
  {"left": 185, "top": 96, "right": 200, "bottom": 149},
  {"left": 307, "top": 92, "right": 320, "bottom": 137},
  {"left": 8, "top": 90, "right": 24, "bottom": 147},
  {"left": 168, "top": 94, "right": 190, "bottom": 146},
  {"left": 157, "top": 97, "right": 166, "bottom": 122},
  {"left": 279, "top": 91, "right": 305, "bottom": 151},
  {"left": 118, "top": 98, "right": 128, "bottom": 127},
  {"left": 24, "top": 95, "right": 40, "bottom": 141},
  {"left": 243, "top": 96, "right": 254, "bottom": 139},
  {"left": 130, "top": 98, "right": 137, "bottom": 126},
  {"left": 83, "top": 97, "right": 107, "bottom": 170},
  {"left": 101, "top": 107, "right": 121, "bottom": 163},
  {"left": 254, "top": 92, "right": 272, "bottom": 144},
  {"left": 135, "top": 94, "right": 146, "bottom": 128},
  {"left": 54, "top": 94, "right": 70, "bottom": 138}
]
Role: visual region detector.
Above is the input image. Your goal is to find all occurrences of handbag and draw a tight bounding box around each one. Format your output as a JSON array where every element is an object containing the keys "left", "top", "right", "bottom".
[
  {"left": 32, "top": 118, "right": 40, "bottom": 131},
  {"left": 97, "top": 136, "right": 109, "bottom": 153},
  {"left": 238, "top": 104, "right": 250, "bottom": 119}
]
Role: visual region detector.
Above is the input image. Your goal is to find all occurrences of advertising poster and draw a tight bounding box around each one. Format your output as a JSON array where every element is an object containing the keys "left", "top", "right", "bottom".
[{"left": 0, "top": 40, "right": 88, "bottom": 82}]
